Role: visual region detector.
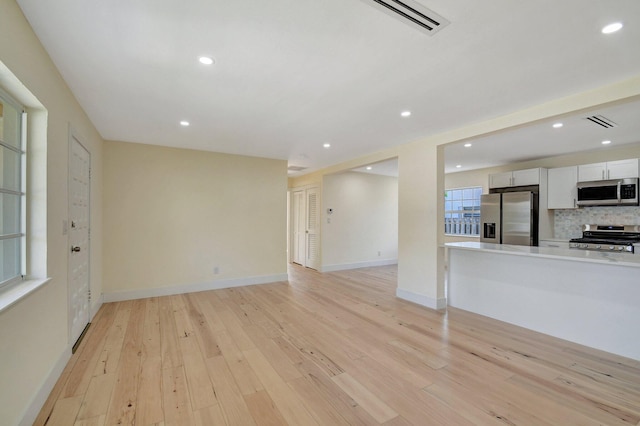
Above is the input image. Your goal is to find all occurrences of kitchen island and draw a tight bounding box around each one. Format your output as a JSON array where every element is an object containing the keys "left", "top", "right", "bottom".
[{"left": 446, "top": 242, "right": 640, "bottom": 360}]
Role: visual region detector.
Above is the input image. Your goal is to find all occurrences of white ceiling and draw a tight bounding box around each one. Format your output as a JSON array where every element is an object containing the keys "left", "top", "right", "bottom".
[{"left": 16, "top": 0, "right": 640, "bottom": 176}]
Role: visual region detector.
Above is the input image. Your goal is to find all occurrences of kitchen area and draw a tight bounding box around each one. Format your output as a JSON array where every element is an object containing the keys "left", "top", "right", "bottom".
[{"left": 444, "top": 145, "right": 640, "bottom": 361}]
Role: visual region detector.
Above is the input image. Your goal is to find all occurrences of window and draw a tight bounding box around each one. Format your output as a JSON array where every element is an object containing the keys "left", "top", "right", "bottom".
[
  {"left": 445, "top": 186, "right": 482, "bottom": 236},
  {"left": 0, "top": 90, "right": 25, "bottom": 288}
]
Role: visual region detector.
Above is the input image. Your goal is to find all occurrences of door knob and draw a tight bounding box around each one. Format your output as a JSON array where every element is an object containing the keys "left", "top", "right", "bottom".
[{"left": 71, "top": 246, "right": 81, "bottom": 252}]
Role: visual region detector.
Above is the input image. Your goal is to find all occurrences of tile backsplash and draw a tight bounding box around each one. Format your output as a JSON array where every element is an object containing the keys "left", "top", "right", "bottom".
[{"left": 554, "top": 206, "right": 640, "bottom": 239}]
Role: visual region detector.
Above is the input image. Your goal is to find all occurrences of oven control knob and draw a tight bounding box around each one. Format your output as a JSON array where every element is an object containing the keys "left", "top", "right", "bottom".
[
  {"left": 581, "top": 244, "right": 588, "bottom": 248},
  {"left": 609, "top": 246, "right": 615, "bottom": 250},
  {"left": 618, "top": 246, "right": 624, "bottom": 251},
  {"left": 595, "top": 245, "right": 601, "bottom": 249}
]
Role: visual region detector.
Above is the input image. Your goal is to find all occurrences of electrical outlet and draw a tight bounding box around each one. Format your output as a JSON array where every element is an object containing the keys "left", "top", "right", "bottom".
[
  {"left": 214, "top": 266, "right": 220, "bottom": 275},
  {"left": 377, "top": 251, "right": 381, "bottom": 256}
]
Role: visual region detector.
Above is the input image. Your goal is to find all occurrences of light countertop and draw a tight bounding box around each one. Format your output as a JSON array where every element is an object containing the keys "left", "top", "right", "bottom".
[{"left": 445, "top": 241, "right": 640, "bottom": 268}]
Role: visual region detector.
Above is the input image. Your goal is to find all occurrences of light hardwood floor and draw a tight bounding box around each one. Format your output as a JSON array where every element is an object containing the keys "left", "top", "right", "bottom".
[{"left": 36, "top": 264, "right": 640, "bottom": 425}]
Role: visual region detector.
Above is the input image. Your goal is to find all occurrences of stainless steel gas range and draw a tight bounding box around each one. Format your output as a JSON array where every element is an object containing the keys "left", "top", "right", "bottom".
[{"left": 569, "top": 224, "right": 640, "bottom": 254}]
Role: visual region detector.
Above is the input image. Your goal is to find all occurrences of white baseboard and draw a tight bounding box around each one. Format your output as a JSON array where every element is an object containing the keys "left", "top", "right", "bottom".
[
  {"left": 396, "top": 288, "right": 446, "bottom": 310},
  {"left": 103, "top": 273, "right": 289, "bottom": 303},
  {"left": 321, "top": 258, "right": 398, "bottom": 273},
  {"left": 19, "top": 345, "right": 72, "bottom": 426}
]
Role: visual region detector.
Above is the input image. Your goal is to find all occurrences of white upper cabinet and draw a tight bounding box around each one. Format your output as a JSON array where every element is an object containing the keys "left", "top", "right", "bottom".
[
  {"left": 577, "top": 162, "right": 606, "bottom": 182},
  {"left": 547, "top": 166, "right": 578, "bottom": 209},
  {"left": 489, "top": 172, "right": 513, "bottom": 188},
  {"left": 489, "top": 168, "right": 541, "bottom": 188},
  {"left": 578, "top": 159, "right": 639, "bottom": 181},
  {"left": 608, "top": 159, "right": 640, "bottom": 179},
  {"left": 513, "top": 168, "right": 542, "bottom": 186}
]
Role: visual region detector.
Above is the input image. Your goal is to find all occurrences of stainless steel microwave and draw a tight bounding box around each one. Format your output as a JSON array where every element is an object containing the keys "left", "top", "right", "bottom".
[{"left": 576, "top": 178, "right": 639, "bottom": 206}]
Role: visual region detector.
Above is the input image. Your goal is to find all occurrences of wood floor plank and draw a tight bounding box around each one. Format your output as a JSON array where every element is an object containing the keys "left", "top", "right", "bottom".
[
  {"left": 158, "top": 296, "right": 183, "bottom": 371},
  {"left": 193, "top": 292, "right": 227, "bottom": 333},
  {"left": 184, "top": 292, "right": 222, "bottom": 358},
  {"left": 243, "top": 348, "right": 319, "bottom": 426},
  {"left": 37, "top": 264, "right": 640, "bottom": 426},
  {"left": 243, "top": 390, "right": 288, "bottom": 426},
  {"left": 74, "top": 414, "right": 106, "bottom": 426},
  {"left": 216, "top": 306, "right": 256, "bottom": 351},
  {"left": 194, "top": 404, "right": 226, "bottom": 426},
  {"left": 205, "top": 356, "right": 256, "bottom": 425},
  {"left": 75, "top": 373, "right": 116, "bottom": 421},
  {"left": 342, "top": 355, "right": 474, "bottom": 425},
  {"left": 242, "top": 324, "right": 303, "bottom": 382},
  {"left": 92, "top": 301, "right": 133, "bottom": 377},
  {"left": 214, "top": 328, "right": 264, "bottom": 396},
  {"left": 387, "top": 339, "right": 448, "bottom": 370},
  {"left": 293, "top": 357, "right": 378, "bottom": 426},
  {"left": 178, "top": 334, "right": 217, "bottom": 411},
  {"left": 136, "top": 355, "right": 164, "bottom": 425},
  {"left": 287, "top": 376, "right": 353, "bottom": 426},
  {"left": 162, "top": 366, "right": 195, "bottom": 426},
  {"left": 136, "top": 298, "right": 164, "bottom": 425},
  {"left": 45, "top": 396, "right": 83, "bottom": 426},
  {"left": 332, "top": 372, "right": 398, "bottom": 423},
  {"left": 62, "top": 303, "right": 118, "bottom": 398},
  {"left": 104, "top": 299, "right": 146, "bottom": 425}
]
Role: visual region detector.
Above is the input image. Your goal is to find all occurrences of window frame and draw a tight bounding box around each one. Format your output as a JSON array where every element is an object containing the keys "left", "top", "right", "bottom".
[
  {"left": 0, "top": 88, "right": 26, "bottom": 289},
  {"left": 444, "top": 186, "right": 482, "bottom": 237}
]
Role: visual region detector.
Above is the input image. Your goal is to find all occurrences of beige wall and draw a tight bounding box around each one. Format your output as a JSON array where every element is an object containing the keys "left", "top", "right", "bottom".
[
  {"left": 103, "top": 141, "right": 287, "bottom": 296},
  {"left": 322, "top": 172, "right": 398, "bottom": 269},
  {"left": 0, "top": 0, "right": 104, "bottom": 423}
]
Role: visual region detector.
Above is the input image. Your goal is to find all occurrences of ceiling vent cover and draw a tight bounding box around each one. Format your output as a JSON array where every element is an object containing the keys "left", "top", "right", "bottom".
[
  {"left": 288, "top": 165, "right": 307, "bottom": 172},
  {"left": 584, "top": 115, "right": 618, "bottom": 129},
  {"left": 362, "top": 0, "right": 450, "bottom": 35}
]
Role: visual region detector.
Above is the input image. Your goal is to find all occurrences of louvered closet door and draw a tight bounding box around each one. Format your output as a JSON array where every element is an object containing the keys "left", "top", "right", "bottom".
[
  {"left": 69, "top": 134, "right": 91, "bottom": 348},
  {"left": 305, "top": 187, "right": 320, "bottom": 270},
  {"left": 292, "top": 190, "right": 305, "bottom": 265}
]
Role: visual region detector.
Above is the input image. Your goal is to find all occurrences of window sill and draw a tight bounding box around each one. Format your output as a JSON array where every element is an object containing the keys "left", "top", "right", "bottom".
[
  {"left": 445, "top": 234, "right": 480, "bottom": 238},
  {"left": 0, "top": 277, "right": 52, "bottom": 314}
]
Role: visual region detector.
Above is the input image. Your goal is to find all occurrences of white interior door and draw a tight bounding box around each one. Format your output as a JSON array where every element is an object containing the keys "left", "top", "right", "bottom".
[
  {"left": 292, "top": 190, "right": 305, "bottom": 265},
  {"left": 69, "top": 133, "right": 91, "bottom": 348},
  {"left": 305, "top": 187, "right": 320, "bottom": 270}
]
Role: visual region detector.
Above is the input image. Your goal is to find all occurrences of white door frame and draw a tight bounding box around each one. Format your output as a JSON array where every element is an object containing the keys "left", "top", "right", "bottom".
[{"left": 68, "top": 126, "right": 91, "bottom": 350}]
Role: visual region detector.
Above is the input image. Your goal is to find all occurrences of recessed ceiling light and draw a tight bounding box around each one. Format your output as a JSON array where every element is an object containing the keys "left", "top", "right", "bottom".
[
  {"left": 199, "top": 56, "right": 214, "bottom": 65},
  {"left": 366, "top": 166, "right": 372, "bottom": 170},
  {"left": 323, "top": 143, "right": 331, "bottom": 148},
  {"left": 464, "top": 143, "right": 472, "bottom": 148},
  {"left": 602, "top": 22, "right": 623, "bottom": 34},
  {"left": 180, "top": 120, "right": 190, "bottom": 126},
  {"left": 456, "top": 164, "right": 462, "bottom": 168},
  {"left": 552, "top": 122, "right": 563, "bottom": 128},
  {"left": 601, "top": 140, "right": 612, "bottom": 145},
  {"left": 401, "top": 111, "right": 411, "bottom": 117}
]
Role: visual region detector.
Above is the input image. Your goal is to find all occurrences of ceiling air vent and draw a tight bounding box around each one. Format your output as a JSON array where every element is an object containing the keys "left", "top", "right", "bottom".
[
  {"left": 361, "top": 0, "right": 450, "bottom": 35},
  {"left": 584, "top": 115, "right": 618, "bottom": 129},
  {"left": 288, "top": 166, "right": 307, "bottom": 172}
]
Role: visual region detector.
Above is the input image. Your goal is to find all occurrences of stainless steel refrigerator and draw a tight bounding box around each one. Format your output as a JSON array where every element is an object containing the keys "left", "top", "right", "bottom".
[{"left": 480, "top": 190, "right": 538, "bottom": 246}]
